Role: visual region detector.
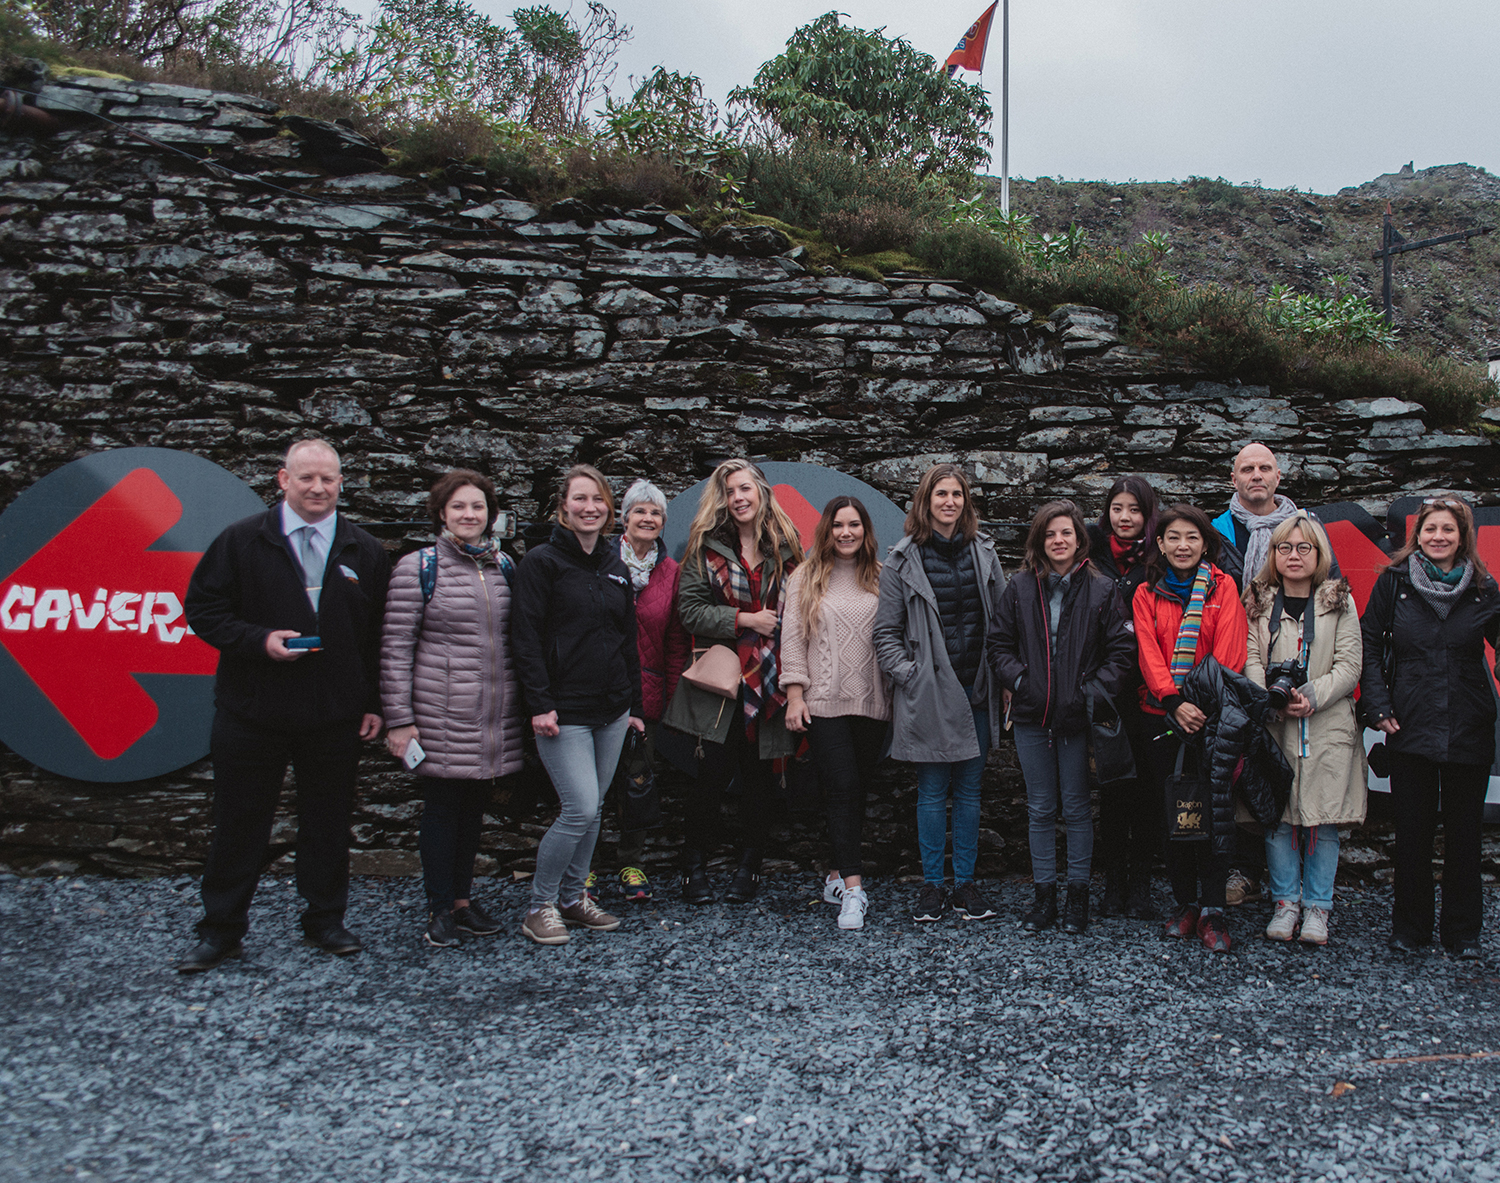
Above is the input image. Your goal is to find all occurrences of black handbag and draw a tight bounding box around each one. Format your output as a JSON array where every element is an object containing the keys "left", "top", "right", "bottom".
[
  {"left": 1164, "top": 741, "right": 1209, "bottom": 843},
  {"left": 1086, "top": 689, "right": 1137, "bottom": 786},
  {"left": 614, "top": 728, "right": 663, "bottom": 831}
]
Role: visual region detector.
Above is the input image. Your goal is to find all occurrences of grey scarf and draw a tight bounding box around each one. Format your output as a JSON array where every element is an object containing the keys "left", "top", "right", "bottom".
[
  {"left": 620, "top": 535, "right": 658, "bottom": 592},
  {"left": 1229, "top": 493, "right": 1300, "bottom": 581},
  {"left": 1408, "top": 553, "right": 1473, "bottom": 619}
]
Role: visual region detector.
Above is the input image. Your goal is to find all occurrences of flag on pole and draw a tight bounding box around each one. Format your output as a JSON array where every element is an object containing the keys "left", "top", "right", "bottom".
[{"left": 944, "top": 2, "right": 999, "bottom": 77}]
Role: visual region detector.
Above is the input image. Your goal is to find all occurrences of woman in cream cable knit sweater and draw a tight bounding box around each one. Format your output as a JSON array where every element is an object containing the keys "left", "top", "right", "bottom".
[{"left": 782, "top": 496, "right": 892, "bottom": 930}]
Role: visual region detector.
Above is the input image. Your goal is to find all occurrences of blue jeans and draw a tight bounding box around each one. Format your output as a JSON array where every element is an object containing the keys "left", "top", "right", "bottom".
[
  {"left": 531, "top": 713, "right": 631, "bottom": 908},
  {"left": 1013, "top": 723, "right": 1094, "bottom": 886},
  {"left": 915, "top": 704, "right": 990, "bottom": 886},
  {"left": 1264, "top": 822, "right": 1340, "bottom": 910}
]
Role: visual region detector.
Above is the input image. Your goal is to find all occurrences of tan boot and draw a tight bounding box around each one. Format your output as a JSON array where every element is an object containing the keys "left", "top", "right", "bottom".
[
  {"left": 558, "top": 895, "right": 621, "bottom": 932},
  {"left": 520, "top": 903, "right": 570, "bottom": 946}
]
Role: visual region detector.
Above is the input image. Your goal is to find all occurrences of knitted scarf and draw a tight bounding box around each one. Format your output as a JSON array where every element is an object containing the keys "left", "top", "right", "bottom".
[
  {"left": 441, "top": 530, "right": 504, "bottom": 569},
  {"left": 1409, "top": 553, "right": 1473, "bottom": 620},
  {"left": 1167, "top": 561, "right": 1213, "bottom": 690},
  {"left": 704, "top": 548, "right": 796, "bottom": 733},
  {"left": 1228, "top": 493, "right": 1300, "bottom": 583}
]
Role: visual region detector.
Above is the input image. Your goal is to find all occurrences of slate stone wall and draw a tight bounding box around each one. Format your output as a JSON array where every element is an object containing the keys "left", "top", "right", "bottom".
[{"left": 3, "top": 70, "right": 1498, "bottom": 883}]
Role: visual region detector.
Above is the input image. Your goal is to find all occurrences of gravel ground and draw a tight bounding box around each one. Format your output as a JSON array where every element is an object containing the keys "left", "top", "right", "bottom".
[{"left": 2, "top": 872, "right": 1499, "bottom": 1183}]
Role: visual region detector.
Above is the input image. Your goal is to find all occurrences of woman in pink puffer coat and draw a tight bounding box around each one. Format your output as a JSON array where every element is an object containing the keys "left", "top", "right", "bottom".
[{"left": 381, "top": 469, "right": 524, "bottom": 949}]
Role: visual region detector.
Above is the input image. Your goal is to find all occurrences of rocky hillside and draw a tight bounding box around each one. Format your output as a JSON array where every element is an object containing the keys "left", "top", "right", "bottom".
[{"left": 997, "top": 163, "right": 1500, "bottom": 364}]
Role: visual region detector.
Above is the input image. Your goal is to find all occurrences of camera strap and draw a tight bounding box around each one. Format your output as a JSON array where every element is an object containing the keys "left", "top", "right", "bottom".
[{"left": 1267, "top": 587, "right": 1315, "bottom": 655}]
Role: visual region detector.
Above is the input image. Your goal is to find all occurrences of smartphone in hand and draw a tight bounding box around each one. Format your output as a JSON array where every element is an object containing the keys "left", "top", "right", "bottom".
[
  {"left": 285, "top": 636, "right": 322, "bottom": 651},
  {"left": 402, "top": 738, "right": 427, "bottom": 771}
]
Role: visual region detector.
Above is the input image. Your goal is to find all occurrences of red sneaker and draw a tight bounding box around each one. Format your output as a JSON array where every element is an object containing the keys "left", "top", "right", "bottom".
[
  {"left": 1161, "top": 904, "right": 1200, "bottom": 939},
  {"left": 1198, "top": 910, "right": 1232, "bottom": 953}
]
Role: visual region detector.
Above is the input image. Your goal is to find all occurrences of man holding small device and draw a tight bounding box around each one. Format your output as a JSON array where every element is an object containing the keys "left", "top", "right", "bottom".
[{"left": 178, "top": 438, "right": 389, "bottom": 973}]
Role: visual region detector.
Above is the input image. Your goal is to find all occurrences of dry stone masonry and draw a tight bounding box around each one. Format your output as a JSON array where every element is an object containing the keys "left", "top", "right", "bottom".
[{"left": 3, "top": 68, "right": 1498, "bottom": 881}]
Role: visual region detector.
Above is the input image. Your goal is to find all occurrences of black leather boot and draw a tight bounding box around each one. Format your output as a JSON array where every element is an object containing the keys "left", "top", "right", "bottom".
[
  {"left": 681, "top": 850, "right": 713, "bottom": 905},
  {"left": 1061, "top": 883, "right": 1091, "bottom": 934},
  {"left": 1021, "top": 883, "right": 1058, "bottom": 932},
  {"left": 725, "top": 849, "right": 762, "bottom": 904}
]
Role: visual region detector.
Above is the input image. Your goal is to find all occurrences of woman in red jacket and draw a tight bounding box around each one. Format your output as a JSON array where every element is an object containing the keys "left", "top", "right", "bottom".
[
  {"left": 595, "top": 479, "right": 691, "bottom": 903},
  {"left": 1133, "top": 503, "right": 1248, "bottom": 953}
]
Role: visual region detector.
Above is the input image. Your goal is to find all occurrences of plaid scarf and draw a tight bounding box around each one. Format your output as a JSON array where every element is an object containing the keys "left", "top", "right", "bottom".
[
  {"left": 704, "top": 547, "right": 796, "bottom": 734},
  {"left": 1167, "top": 561, "right": 1213, "bottom": 690}
]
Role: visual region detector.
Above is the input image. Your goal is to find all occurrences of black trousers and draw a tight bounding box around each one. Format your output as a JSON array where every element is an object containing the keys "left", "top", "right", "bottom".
[
  {"left": 1388, "top": 751, "right": 1488, "bottom": 947},
  {"left": 1143, "top": 716, "right": 1229, "bottom": 909},
  {"left": 1096, "top": 700, "right": 1161, "bottom": 886},
  {"left": 419, "top": 776, "right": 495, "bottom": 913},
  {"left": 197, "top": 711, "right": 361, "bottom": 943},
  {"left": 685, "top": 719, "right": 776, "bottom": 859},
  {"left": 808, "top": 714, "right": 886, "bottom": 879}
]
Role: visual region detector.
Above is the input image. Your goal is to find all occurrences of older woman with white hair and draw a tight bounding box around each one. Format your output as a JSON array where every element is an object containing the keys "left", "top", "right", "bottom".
[{"left": 590, "top": 478, "right": 691, "bottom": 902}]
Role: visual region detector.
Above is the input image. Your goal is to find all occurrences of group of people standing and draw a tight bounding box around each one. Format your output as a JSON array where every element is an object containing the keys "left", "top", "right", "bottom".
[{"left": 175, "top": 437, "right": 1496, "bottom": 973}]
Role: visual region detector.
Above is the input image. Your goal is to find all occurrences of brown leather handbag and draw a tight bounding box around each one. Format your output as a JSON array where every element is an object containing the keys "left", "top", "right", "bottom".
[{"left": 681, "top": 644, "right": 741, "bottom": 698}]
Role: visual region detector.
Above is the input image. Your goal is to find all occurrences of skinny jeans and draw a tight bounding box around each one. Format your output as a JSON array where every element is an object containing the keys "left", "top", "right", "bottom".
[
  {"left": 1388, "top": 751, "right": 1487, "bottom": 948},
  {"left": 1264, "top": 823, "right": 1340, "bottom": 911},
  {"left": 531, "top": 713, "right": 631, "bottom": 908},
  {"left": 684, "top": 700, "right": 777, "bottom": 859},
  {"left": 1013, "top": 722, "right": 1094, "bottom": 886},
  {"left": 807, "top": 714, "right": 886, "bottom": 879},
  {"left": 418, "top": 776, "right": 495, "bottom": 913},
  {"left": 915, "top": 702, "right": 990, "bottom": 886}
]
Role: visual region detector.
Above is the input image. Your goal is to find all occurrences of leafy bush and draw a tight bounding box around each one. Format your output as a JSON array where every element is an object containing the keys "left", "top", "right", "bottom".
[
  {"left": 565, "top": 146, "right": 697, "bottom": 209},
  {"left": 820, "top": 201, "right": 924, "bottom": 255},
  {"left": 599, "top": 67, "right": 743, "bottom": 206},
  {"left": 1265, "top": 279, "right": 1396, "bottom": 349},
  {"left": 741, "top": 139, "right": 952, "bottom": 231},
  {"left": 912, "top": 224, "right": 1023, "bottom": 290},
  {"left": 1185, "top": 175, "right": 1248, "bottom": 210}
]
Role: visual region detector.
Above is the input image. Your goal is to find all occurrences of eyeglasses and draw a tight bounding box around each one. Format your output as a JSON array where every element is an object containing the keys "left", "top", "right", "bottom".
[
  {"left": 1423, "top": 498, "right": 1466, "bottom": 509},
  {"left": 1273, "top": 542, "right": 1315, "bottom": 556}
]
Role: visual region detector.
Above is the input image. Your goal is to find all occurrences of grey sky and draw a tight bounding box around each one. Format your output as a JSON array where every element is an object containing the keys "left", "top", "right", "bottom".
[{"left": 578, "top": 0, "right": 1500, "bottom": 195}]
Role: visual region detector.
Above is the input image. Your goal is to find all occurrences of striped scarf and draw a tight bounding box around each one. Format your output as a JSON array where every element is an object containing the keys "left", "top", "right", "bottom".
[
  {"left": 1168, "top": 561, "right": 1213, "bottom": 689},
  {"left": 704, "top": 548, "right": 796, "bottom": 735}
]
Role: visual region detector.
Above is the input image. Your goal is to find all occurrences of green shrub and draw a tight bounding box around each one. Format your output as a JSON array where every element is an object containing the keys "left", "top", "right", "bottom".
[
  {"left": 911, "top": 224, "right": 1023, "bottom": 290},
  {"left": 565, "top": 147, "right": 698, "bottom": 209},
  {"left": 482, "top": 139, "right": 567, "bottom": 200},
  {"left": 391, "top": 109, "right": 500, "bottom": 171},
  {"left": 741, "top": 139, "right": 953, "bottom": 230}
]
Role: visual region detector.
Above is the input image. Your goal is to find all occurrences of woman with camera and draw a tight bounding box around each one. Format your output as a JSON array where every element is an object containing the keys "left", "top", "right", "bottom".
[
  {"left": 872, "top": 463, "right": 1006, "bottom": 924},
  {"left": 1244, "top": 512, "right": 1365, "bottom": 946},
  {"left": 1086, "top": 475, "right": 1162, "bottom": 918},
  {"left": 381, "top": 469, "right": 525, "bottom": 948},
  {"left": 1133, "top": 503, "right": 1248, "bottom": 953},
  {"left": 990, "top": 500, "right": 1135, "bottom": 935},
  {"left": 781, "top": 496, "right": 891, "bottom": 930},
  {"left": 1361, "top": 497, "right": 1500, "bottom": 960},
  {"left": 664, "top": 459, "right": 803, "bottom": 905}
]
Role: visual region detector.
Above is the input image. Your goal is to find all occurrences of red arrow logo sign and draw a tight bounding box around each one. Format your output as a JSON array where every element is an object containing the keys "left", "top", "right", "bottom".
[{"left": 0, "top": 468, "right": 218, "bottom": 759}]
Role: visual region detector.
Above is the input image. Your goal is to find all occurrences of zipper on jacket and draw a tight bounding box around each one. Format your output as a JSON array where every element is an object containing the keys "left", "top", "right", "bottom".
[
  {"left": 1035, "top": 571, "right": 1054, "bottom": 729},
  {"left": 477, "top": 556, "right": 494, "bottom": 776}
]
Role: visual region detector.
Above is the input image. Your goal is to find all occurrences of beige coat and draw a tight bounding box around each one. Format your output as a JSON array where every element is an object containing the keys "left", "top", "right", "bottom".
[{"left": 1244, "top": 578, "right": 1367, "bottom": 827}]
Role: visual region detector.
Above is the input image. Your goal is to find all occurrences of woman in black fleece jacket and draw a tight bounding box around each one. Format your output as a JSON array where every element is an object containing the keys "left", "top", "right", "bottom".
[{"left": 510, "top": 464, "right": 643, "bottom": 946}]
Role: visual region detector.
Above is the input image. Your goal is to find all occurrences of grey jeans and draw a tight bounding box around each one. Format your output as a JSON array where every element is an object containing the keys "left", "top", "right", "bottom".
[
  {"left": 1014, "top": 721, "right": 1094, "bottom": 886},
  {"left": 531, "top": 712, "right": 631, "bottom": 908}
]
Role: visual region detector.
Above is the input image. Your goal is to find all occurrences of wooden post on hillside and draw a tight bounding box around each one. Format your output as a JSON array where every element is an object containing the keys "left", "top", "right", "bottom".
[{"left": 1372, "top": 202, "right": 1493, "bottom": 325}]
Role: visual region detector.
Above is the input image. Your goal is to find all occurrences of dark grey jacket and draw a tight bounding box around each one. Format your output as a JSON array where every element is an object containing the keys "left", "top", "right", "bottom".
[{"left": 872, "top": 532, "right": 1005, "bottom": 763}]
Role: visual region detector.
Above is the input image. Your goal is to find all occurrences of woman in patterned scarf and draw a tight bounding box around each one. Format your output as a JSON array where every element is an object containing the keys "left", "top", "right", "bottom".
[
  {"left": 1360, "top": 497, "right": 1500, "bottom": 961},
  {"left": 1133, "top": 503, "right": 1248, "bottom": 953},
  {"left": 664, "top": 459, "right": 804, "bottom": 905}
]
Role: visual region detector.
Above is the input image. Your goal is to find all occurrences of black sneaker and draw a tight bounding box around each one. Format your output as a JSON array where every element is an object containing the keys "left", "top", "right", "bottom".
[
  {"left": 424, "top": 911, "right": 461, "bottom": 948},
  {"left": 452, "top": 903, "right": 501, "bottom": 936},
  {"left": 912, "top": 883, "right": 948, "bottom": 922},
  {"left": 953, "top": 881, "right": 996, "bottom": 920}
]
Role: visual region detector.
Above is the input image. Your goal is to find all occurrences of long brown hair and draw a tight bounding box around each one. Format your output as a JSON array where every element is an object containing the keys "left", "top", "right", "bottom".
[
  {"left": 1022, "top": 499, "right": 1090, "bottom": 573},
  {"left": 796, "top": 496, "right": 881, "bottom": 637},
  {"left": 1388, "top": 497, "right": 1490, "bottom": 582},
  {"left": 683, "top": 458, "right": 805, "bottom": 575},
  {"left": 905, "top": 463, "right": 979, "bottom": 545}
]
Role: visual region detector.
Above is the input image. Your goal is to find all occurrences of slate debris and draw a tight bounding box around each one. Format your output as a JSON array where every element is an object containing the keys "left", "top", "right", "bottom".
[{"left": 2, "top": 873, "right": 1498, "bottom": 1182}]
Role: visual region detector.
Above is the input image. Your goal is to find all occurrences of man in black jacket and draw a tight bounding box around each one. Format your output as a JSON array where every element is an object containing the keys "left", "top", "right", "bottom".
[{"left": 177, "top": 438, "right": 390, "bottom": 973}]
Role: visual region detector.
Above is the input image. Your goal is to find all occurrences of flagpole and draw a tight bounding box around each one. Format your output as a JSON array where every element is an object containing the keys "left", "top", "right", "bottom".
[{"left": 1000, "top": 0, "right": 1009, "bottom": 214}]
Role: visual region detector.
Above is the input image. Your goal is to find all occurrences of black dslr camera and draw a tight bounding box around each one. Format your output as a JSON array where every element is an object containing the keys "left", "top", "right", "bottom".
[{"left": 1264, "top": 659, "right": 1308, "bottom": 712}]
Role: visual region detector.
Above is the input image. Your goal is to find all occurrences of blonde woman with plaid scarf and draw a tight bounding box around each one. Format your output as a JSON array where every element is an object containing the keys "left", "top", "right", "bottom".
[
  {"left": 664, "top": 460, "right": 804, "bottom": 905},
  {"left": 1132, "top": 503, "right": 1248, "bottom": 953}
]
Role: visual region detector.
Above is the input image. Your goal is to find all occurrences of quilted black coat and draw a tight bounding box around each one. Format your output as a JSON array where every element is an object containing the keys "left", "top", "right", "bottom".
[{"left": 1179, "top": 657, "right": 1293, "bottom": 856}]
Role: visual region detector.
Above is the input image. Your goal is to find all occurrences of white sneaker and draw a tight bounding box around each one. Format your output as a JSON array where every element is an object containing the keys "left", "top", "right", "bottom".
[
  {"left": 823, "top": 873, "right": 845, "bottom": 905},
  {"left": 1299, "top": 905, "right": 1329, "bottom": 946},
  {"left": 1265, "top": 898, "right": 1299, "bottom": 941},
  {"left": 838, "top": 887, "right": 868, "bottom": 930}
]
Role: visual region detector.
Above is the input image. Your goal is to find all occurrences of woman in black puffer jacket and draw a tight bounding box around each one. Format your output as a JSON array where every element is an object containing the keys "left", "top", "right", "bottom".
[
  {"left": 1086, "top": 475, "right": 1161, "bottom": 919},
  {"left": 990, "top": 500, "right": 1135, "bottom": 936},
  {"left": 1360, "top": 497, "right": 1500, "bottom": 960}
]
